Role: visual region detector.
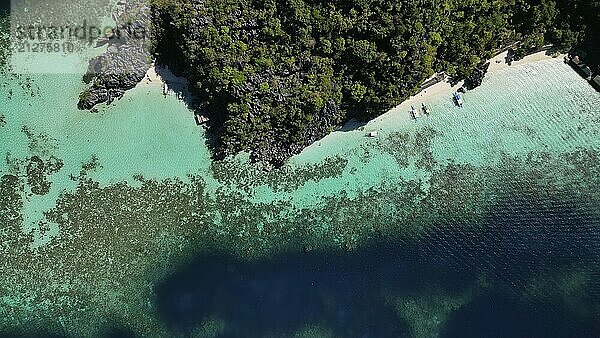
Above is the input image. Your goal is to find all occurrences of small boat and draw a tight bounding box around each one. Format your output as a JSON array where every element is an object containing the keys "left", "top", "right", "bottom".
[
  {"left": 453, "top": 92, "right": 463, "bottom": 107},
  {"left": 194, "top": 113, "right": 209, "bottom": 125},
  {"left": 163, "top": 82, "right": 169, "bottom": 96},
  {"left": 421, "top": 103, "right": 430, "bottom": 115},
  {"left": 410, "top": 105, "right": 421, "bottom": 120}
]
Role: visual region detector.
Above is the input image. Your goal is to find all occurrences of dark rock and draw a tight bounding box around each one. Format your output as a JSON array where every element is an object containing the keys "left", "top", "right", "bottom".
[
  {"left": 464, "top": 62, "right": 490, "bottom": 90},
  {"left": 78, "top": 0, "right": 152, "bottom": 110}
]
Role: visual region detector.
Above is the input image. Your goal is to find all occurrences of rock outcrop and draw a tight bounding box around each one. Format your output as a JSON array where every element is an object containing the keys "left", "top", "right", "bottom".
[
  {"left": 78, "top": 0, "right": 152, "bottom": 110},
  {"left": 464, "top": 63, "right": 490, "bottom": 90}
]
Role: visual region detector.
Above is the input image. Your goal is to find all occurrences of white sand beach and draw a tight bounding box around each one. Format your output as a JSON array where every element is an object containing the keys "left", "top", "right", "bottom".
[
  {"left": 487, "top": 50, "right": 563, "bottom": 72},
  {"left": 141, "top": 63, "right": 194, "bottom": 104},
  {"left": 367, "top": 50, "right": 565, "bottom": 128},
  {"left": 142, "top": 64, "right": 162, "bottom": 85},
  {"left": 142, "top": 63, "right": 188, "bottom": 86}
]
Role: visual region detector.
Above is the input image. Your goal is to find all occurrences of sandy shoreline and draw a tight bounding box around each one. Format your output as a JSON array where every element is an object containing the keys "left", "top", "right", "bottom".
[
  {"left": 142, "top": 65, "right": 162, "bottom": 85},
  {"left": 140, "top": 63, "right": 195, "bottom": 105},
  {"left": 364, "top": 50, "right": 564, "bottom": 129},
  {"left": 142, "top": 64, "right": 188, "bottom": 86}
]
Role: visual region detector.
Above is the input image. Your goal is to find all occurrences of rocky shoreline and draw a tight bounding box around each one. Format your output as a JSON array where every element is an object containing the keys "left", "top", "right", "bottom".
[{"left": 78, "top": 0, "right": 152, "bottom": 110}]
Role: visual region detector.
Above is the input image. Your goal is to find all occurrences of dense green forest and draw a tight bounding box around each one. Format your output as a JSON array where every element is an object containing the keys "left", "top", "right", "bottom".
[{"left": 152, "top": 0, "right": 598, "bottom": 166}]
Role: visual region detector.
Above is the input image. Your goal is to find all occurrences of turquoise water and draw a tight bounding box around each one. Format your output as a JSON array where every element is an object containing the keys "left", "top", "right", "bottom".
[{"left": 1, "top": 8, "right": 600, "bottom": 336}]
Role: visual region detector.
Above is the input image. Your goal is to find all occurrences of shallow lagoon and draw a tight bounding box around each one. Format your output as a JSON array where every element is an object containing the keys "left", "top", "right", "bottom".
[{"left": 1, "top": 11, "right": 600, "bottom": 336}]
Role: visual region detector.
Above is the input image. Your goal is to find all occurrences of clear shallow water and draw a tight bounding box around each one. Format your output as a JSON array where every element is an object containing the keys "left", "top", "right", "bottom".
[{"left": 1, "top": 14, "right": 600, "bottom": 337}]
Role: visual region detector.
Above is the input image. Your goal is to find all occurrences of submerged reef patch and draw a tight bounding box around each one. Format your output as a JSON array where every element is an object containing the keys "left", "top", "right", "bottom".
[
  {"left": 373, "top": 126, "right": 440, "bottom": 171},
  {"left": 24, "top": 155, "right": 63, "bottom": 195},
  {"left": 0, "top": 173, "right": 24, "bottom": 246},
  {"left": 20, "top": 126, "right": 58, "bottom": 158},
  {"left": 211, "top": 154, "right": 349, "bottom": 195}
]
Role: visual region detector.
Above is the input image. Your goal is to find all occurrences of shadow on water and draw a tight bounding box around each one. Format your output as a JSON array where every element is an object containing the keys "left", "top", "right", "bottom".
[
  {"left": 98, "top": 323, "right": 140, "bottom": 338},
  {"left": 155, "top": 249, "right": 414, "bottom": 337},
  {"left": 154, "top": 185, "right": 600, "bottom": 337}
]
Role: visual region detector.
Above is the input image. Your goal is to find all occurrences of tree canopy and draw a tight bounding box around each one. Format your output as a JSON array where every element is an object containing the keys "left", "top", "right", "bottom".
[{"left": 151, "top": 0, "right": 599, "bottom": 166}]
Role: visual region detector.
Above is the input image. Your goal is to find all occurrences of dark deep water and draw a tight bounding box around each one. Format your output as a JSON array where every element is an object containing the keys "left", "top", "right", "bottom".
[{"left": 154, "top": 193, "right": 600, "bottom": 337}]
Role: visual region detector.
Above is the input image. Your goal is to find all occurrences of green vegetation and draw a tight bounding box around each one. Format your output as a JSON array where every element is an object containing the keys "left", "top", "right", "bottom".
[{"left": 151, "top": 0, "right": 597, "bottom": 165}]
